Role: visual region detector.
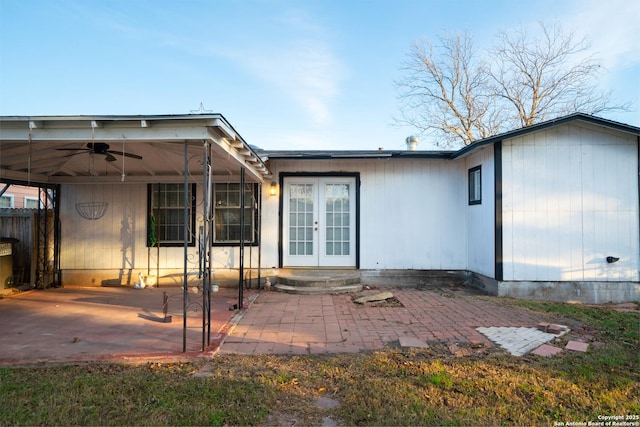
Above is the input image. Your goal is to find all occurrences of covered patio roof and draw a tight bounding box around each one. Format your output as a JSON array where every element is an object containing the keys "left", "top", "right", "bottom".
[{"left": 0, "top": 114, "right": 270, "bottom": 184}]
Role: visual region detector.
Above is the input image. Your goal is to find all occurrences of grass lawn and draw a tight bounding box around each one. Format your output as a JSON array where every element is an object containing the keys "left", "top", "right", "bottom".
[{"left": 0, "top": 300, "right": 638, "bottom": 426}]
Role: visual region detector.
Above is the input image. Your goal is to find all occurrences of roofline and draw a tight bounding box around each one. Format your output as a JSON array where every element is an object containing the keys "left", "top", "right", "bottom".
[
  {"left": 452, "top": 113, "right": 640, "bottom": 159},
  {"left": 0, "top": 113, "right": 271, "bottom": 178},
  {"left": 260, "top": 150, "right": 454, "bottom": 160},
  {"left": 0, "top": 113, "right": 226, "bottom": 121},
  {"left": 2, "top": 113, "right": 637, "bottom": 163},
  {"left": 262, "top": 113, "right": 639, "bottom": 161}
]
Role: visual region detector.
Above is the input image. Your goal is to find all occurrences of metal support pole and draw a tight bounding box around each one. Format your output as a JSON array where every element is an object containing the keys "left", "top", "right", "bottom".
[
  {"left": 51, "top": 185, "right": 61, "bottom": 287},
  {"left": 202, "top": 141, "right": 212, "bottom": 350},
  {"left": 257, "top": 183, "right": 262, "bottom": 289},
  {"left": 238, "top": 168, "right": 245, "bottom": 309},
  {"left": 182, "top": 141, "right": 188, "bottom": 352}
]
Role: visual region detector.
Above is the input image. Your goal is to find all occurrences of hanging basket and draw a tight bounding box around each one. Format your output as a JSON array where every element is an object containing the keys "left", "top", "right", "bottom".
[{"left": 75, "top": 202, "right": 108, "bottom": 220}]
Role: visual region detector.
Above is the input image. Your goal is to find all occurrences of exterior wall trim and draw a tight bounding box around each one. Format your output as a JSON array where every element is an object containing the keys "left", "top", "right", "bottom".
[{"left": 494, "top": 141, "right": 503, "bottom": 281}]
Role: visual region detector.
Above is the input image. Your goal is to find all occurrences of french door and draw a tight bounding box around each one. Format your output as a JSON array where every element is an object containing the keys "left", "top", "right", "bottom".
[{"left": 283, "top": 177, "right": 356, "bottom": 267}]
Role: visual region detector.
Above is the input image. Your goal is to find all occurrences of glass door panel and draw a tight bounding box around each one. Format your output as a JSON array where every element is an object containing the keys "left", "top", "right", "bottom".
[{"left": 283, "top": 177, "right": 356, "bottom": 267}]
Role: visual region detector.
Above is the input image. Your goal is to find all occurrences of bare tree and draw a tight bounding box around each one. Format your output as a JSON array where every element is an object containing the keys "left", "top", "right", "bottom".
[
  {"left": 396, "top": 22, "right": 625, "bottom": 147},
  {"left": 396, "top": 31, "right": 500, "bottom": 147},
  {"left": 490, "top": 21, "right": 617, "bottom": 129}
]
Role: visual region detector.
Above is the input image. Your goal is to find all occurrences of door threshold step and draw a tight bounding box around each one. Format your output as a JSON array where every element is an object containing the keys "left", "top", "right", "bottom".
[
  {"left": 274, "top": 283, "right": 363, "bottom": 295},
  {"left": 277, "top": 273, "right": 360, "bottom": 288}
]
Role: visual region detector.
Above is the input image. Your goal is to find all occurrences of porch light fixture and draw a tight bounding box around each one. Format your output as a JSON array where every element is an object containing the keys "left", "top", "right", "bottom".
[{"left": 269, "top": 181, "right": 277, "bottom": 196}]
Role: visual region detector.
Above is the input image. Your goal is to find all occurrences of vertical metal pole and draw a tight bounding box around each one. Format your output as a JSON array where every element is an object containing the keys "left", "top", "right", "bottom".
[
  {"left": 238, "top": 168, "right": 245, "bottom": 309},
  {"left": 53, "top": 185, "right": 61, "bottom": 286},
  {"left": 42, "top": 185, "right": 49, "bottom": 287},
  {"left": 182, "top": 141, "right": 188, "bottom": 352},
  {"left": 207, "top": 152, "right": 213, "bottom": 344},
  {"left": 155, "top": 185, "right": 160, "bottom": 287},
  {"left": 257, "top": 183, "right": 262, "bottom": 289},
  {"left": 202, "top": 141, "right": 212, "bottom": 350},
  {"left": 202, "top": 142, "right": 207, "bottom": 351}
]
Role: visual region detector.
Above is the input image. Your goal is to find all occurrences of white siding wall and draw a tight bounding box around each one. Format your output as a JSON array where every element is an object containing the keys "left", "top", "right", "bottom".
[
  {"left": 464, "top": 145, "right": 495, "bottom": 277},
  {"left": 501, "top": 123, "right": 639, "bottom": 281},
  {"left": 60, "top": 183, "right": 263, "bottom": 283},
  {"left": 264, "top": 158, "right": 467, "bottom": 270},
  {"left": 60, "top": 183, "right": 150, "bottom": 271}
]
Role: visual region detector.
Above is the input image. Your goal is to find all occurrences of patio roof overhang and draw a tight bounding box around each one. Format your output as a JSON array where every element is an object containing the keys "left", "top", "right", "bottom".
[{"left": 0, "top": 114, "right": 271, "bottom": 184}]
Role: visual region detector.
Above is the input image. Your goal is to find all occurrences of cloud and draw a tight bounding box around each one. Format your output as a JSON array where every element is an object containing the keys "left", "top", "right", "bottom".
[
  {"left": 223, "top": 12, "right": 347, "bottom": 125},
  {"left": 565, "top": 0, "right": 640, "bottom": 70},
  {"left": 64, "top": 2, "right": 347, "bottom": 126}
]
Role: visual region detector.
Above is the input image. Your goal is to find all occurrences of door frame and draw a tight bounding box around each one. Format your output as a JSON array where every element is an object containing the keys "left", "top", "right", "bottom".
[{"left": 278, "top": 172, "right": 360, "bottom": 268}]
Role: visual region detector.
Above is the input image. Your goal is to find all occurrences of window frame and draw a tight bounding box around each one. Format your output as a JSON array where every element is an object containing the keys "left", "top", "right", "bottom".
[
  {"left": 468, "top": 165, "right": 482, "bottom": 205},
  {"left": 212, "top": 182, "right": 258, "bottom": 246},
  {"left": 0, "top": 194, "right": 15, "bottom": 208},
  {"left": 24, "top": 197, "right": 42, "bottom": 209},
  {"left": 147, "top": 183, "right": 196, "bottom": 247}
]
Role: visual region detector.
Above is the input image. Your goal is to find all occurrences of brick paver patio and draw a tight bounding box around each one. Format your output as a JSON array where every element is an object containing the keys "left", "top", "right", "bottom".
[{"left": 219, "top": 288, "right": 544, "bottom": 355}]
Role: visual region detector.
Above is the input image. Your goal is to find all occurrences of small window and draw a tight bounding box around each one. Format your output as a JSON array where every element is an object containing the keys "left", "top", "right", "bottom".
[
  {"left": 214, "top": 183, "right": 257, "bottom": 245},
  {"left": 147, "top": 183, "right": 196, "bottom": 247},
  {"left": 24, "top": 197, "right": 41, "bottom": 209},
  {"left": 0, "top": 194, "right": 14, "bottom": 208},
  {"left": 468, "top": 166, "right": 481, "bottom": 205}
]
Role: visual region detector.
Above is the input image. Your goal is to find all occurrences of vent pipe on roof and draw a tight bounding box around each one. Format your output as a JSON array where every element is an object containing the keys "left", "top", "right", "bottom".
[{"left": 406, "top": 135, "right": 419, "bottom": 151}]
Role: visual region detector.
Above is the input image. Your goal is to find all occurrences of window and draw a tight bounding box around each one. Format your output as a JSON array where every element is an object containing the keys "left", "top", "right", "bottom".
[
  {"left": 214, "top": 183, "right": 257, "bottom": 245},
  {"left": 0, "top": 194, "right": 14, "bottom": 208},
  {"left": 147, "top": 183, "right": 196, "bottom": 246},
  {"left": 468, "top": 165, "right": 481, "bottom": 205},
  {"left": 24, "top": 197, "right": 41, "bottom": 209}
]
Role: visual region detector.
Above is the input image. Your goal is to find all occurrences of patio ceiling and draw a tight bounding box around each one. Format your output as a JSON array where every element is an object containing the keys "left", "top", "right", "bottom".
[{"left": 0, "top": 114, "right": 270, "bottom": 184}]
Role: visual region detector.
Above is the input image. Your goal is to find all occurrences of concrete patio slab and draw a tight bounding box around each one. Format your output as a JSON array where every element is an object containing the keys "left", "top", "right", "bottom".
[
  {"left": 0, "top": 286, "right": 250, "bottom": 365},
  {"left": 1, "top": 285, "right": 561, "bottom": 363}
]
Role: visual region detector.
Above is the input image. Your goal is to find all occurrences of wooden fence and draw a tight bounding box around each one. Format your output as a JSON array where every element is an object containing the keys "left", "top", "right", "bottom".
[{"left": 0, "top": 208, "right": 37, "bottom": 285}]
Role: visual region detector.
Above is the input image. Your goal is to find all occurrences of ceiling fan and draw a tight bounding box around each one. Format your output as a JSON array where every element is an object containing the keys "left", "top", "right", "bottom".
[{"left": 57, "top": 142, "right": 143, "bottom": 162}]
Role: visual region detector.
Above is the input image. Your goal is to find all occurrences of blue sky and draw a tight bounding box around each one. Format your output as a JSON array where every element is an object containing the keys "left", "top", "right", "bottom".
[{"left": 1, "top": 0, "right": 638, "bottom": 150}]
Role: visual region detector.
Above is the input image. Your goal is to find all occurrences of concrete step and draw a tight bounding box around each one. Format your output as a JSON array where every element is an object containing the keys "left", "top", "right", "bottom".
[
  {"left": 273, "top": 269, "right": 362, "bottom": 295},
  {"left": 277, "top": 274, "right": 360, "bottom": 288},
  {"left": 274, "top": 283, "right": 363, "bottom": 295}
]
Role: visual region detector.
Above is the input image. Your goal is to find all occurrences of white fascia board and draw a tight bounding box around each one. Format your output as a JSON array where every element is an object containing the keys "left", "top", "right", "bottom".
[
  {"left": 206, "top": 128, "right": 266, "bottom": 182},
  {"left": 208, "top": 118, "right": 237, "bottom": 141},
  {"left": 0, "top": 125, "right": 211, "bottom": 142}
]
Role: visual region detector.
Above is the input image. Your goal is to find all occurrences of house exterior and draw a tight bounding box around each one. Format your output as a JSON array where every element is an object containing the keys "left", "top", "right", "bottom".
[
  {"left": 0, "top": 184, "right": 41, "bottom": 208},
  {"left": 0, "top": 113, "right": 638, "bottom": 303}
]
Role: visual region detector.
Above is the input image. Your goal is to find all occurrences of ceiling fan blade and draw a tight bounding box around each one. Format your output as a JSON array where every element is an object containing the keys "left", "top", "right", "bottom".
[
  {"left": 104, "top": 153, "right": 117, "bottom": 162},
  {"left": 121, "top": 152, "right": 143, "bottom": 160},
  {"left": 56, "top": 147, "right": 88, "bottom": 151},
  {"left": 106, "top": 150, "right": 143, "bottom": 160},
  {"left": 61, "top": 151, "right": 89, "bottom": 158}
]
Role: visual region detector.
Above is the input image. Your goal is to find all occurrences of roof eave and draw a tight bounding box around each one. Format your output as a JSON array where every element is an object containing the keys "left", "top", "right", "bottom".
[{"left": 452, "top": 113, "right": 640, "bottom": 159}]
